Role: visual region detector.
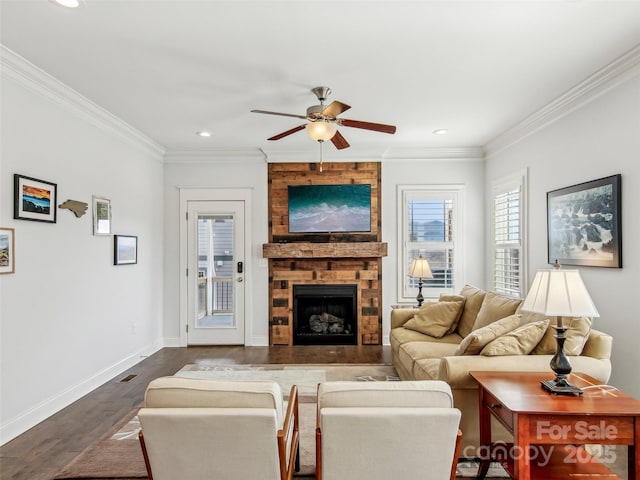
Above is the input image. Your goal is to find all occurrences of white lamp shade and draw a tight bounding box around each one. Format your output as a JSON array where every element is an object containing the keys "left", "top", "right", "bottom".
[
  {"left": 306, "top": 121, "right": 338, "bottom": 141},
  {"left": 408, "top": 257, "right": 433, "bottom": 279},
  {"left": 522, "top": 269, "right": 599, "bottom": 317}
]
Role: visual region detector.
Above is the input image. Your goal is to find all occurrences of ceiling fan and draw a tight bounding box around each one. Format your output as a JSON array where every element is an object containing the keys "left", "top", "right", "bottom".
[{"left": 251, "top": 86, "right": 396, "bottom": 150}]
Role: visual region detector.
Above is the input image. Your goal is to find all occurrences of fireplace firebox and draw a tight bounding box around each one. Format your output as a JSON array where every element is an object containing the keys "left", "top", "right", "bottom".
[{"left": 293, "top": 284, "right": 358, "bottom": 345}]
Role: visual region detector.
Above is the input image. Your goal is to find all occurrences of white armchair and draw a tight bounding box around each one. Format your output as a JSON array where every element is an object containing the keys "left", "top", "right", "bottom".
[
  {"left": 315, "top": 380, "right": 462, "bottom": 480},
  {"left": 137, "top": 376, "right": 299, "bottom": 480}
]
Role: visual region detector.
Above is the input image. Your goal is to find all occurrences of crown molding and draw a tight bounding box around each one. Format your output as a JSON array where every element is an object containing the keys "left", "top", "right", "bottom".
[
  {"left": 484, "top": 43, "right": 640, "bottom": 158},
  {"left": 260, "top": 146, "right": 388, "bottom": 163},
  {"left": 0, "top": 45, "right": 165, "bottom": 159},
  {"left": 383, "top": 147, "right": 484, "bottom": 160},
  {"left": 257, "top": 146, "right": 485, "bottom": 163},
  {"left": 163, "top": 149, "right": 267, "bottom": 163}
]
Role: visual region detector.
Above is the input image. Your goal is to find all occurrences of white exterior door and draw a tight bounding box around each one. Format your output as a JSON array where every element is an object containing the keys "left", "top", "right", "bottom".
[{"left": 186, "top": 200, "right": 245, "bottom": 345}]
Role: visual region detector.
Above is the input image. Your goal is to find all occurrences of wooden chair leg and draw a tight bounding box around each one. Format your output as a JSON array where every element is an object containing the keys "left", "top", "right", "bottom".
[
  {"left": 138, "top": 431, "right": 154, "bottom": 480},
  {"left": 450, "top": 429, "right": 463, "bottom": 480},
  {"left": 315, "top": 427, "right": 323, "bottom": 480}
]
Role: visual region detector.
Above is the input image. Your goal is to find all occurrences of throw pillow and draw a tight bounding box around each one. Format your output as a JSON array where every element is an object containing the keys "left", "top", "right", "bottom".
[
  {"left": 531, "top": 316, "right": 593, "bottom": 356},
  {"left": 456, "top": 285, "right": 487, "bottom": 338},
  {"left": 439, "top": 294, "right": 467, "bottom": 335},
  {"left": 471, "top": 291, "right": 523, "bottom": 331},
  {"left": 453, "top": 314, "right": 521, "bottom": 356},
  {"left": 403, "top": 300, "right": 465, "bottom": 338},
  {"left": 480, "top": 319, "right": 550, "bottom": 356}
]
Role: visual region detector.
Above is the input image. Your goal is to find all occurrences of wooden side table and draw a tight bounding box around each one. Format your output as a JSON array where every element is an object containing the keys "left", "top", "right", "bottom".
[{"left": 470, "top": 371, "right": 640, "bottom": 480}]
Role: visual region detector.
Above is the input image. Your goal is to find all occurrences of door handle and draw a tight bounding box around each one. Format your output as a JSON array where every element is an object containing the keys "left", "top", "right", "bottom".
[{"left": 237, "top": 261, "right": 243, "bottom": 273}]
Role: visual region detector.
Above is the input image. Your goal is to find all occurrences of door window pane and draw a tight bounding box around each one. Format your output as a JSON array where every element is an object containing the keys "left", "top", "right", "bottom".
[{"left": 196, "top": 214, "right": 234, "bottom": 328}]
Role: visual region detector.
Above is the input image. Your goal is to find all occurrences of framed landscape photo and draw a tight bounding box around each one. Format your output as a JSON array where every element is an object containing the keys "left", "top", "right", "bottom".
[
  {"left": 114, "top": 235, "right": 137, "bottom": 265},
  {"left": 14, "top": 174, "right": 57, "bottom": 223},
  {"left": 547, "top": 174, "right": 621, "bottom": 268},
  {"left": 93, "top": 196, "right": 111, "bottom": 235},
  {"left": 0, "top": 228, "right": 15, "bottom": 274}
]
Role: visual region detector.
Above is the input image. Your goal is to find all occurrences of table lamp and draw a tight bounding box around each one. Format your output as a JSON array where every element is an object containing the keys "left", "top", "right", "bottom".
[
  {"left": 521, "top": 263, "right": 599, "bottom": 396},
  {"left": 409, "top": 256, "right": 433, "bottom": 307}
]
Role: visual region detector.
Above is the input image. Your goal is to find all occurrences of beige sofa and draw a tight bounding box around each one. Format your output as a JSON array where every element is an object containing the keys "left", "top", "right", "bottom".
[{"left": 390, "top": 284, "right": 613, "bottom": 454}]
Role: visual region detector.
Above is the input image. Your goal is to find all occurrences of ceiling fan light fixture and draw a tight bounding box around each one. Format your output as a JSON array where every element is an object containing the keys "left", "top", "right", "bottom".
[
  {"left": 50, "top": 0, "right": 81, "bottom": 8},
  {"left": 306, "top": 121, "right": 338, "bottom": 142}
]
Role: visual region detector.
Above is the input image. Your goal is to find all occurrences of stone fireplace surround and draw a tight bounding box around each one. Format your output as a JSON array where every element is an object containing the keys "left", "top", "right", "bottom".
[{"left": 264, "top": 162, "right": 387, "bottom": 346}]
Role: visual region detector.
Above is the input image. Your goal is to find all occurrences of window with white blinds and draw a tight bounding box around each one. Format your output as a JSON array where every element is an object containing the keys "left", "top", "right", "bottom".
[
  {"left": 492, "top": 172, "right": 526, "bottom": 298},
  {"left": 398, "top": 186, "right": 463, "bottom": 302}
]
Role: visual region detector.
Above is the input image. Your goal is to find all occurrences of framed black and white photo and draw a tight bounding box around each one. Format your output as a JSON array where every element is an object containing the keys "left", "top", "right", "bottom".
[
  {"left": 114, "top": 235, "right": 137, "bottom": 265},
  {"left": 547, "top": 174, "right": 621, "bottom": 268},
  {"left": 14, "top": 174, "right": 57, "bottom": 223},
  {"left": 0, "top": 228, "right": 15, "bottom": 274},
  {"left": 93, "top": 196, "right": 111, "bottom": 235}
]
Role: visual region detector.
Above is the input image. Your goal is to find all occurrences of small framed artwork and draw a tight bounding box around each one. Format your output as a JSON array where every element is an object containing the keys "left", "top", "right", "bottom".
[
  {"left": 0, "top": 228, "right": 15, "bottom": 274},
  {"left": 14, "top": 174, "right": 57, "bottom": 223},
  {"left": 547, "top": 174, "right": 621, "bottom": 268},
  {"left": 93, "top": 196, "right": 111, "bottom": 235},
  {"left": 114, "top": 235, "right": 137, "bottom": 265}
]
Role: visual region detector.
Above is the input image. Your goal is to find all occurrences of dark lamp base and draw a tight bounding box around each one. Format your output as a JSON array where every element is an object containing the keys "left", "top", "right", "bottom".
[{"left": 541, "top": 378, "right": 583, "bottom": 396}]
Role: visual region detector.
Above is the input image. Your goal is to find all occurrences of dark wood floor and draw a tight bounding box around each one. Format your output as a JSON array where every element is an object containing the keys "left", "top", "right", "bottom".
[
  {"left": 2, "top": 345, "right": 630, "bottom": 480},
  {"left": 0, "top": 345, "right": 392, "bottom": 480}
]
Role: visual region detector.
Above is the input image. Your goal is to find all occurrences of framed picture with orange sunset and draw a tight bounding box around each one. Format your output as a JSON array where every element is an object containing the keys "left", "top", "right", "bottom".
[{"left": 14, "top": 174, "right": 57, "bottom": 223}]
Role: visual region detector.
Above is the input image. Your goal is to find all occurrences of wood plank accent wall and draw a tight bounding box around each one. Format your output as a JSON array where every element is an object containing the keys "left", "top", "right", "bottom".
[
  {"left": 266, "top": 162, "right": 385, "bottom": 346},
  {"left": 269, "top": 161, "right": 381, "bottom": 243}
]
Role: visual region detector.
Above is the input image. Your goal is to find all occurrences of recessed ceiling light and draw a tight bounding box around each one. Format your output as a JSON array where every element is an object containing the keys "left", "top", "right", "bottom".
[
  {"left": 196, "top": 131, "right": 212, "bottom": 138},
  {"left": 50, "top": 0, "right": 81, "bottom": 8},
  {"left": 433, "top": 129, "right": 448, "bottom": 135}
]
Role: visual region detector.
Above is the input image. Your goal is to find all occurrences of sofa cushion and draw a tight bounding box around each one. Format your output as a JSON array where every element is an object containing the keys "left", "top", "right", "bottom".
[
  {"left": 396, "top": 340, "right": 459, "bottom": 381},
  {"left": 413, "top": 358, "right": 442, "bottom": 381},
  {"left": 391, "top": 327, "right": 463, "bottom": 350},
  {"left": 403, "top": 300, "right": 465, "bottom": 338},
  {"left": 400, "top": 340, "right": 460, "bottom": 361},
  {"left": 531, "top": 316, "right": 593, "bottom": 356},
  {"left": 454, "top": 314, "right": 521, "bottom": 356},
  {"left": 472, "top": 291, "right": 522, "bottom": 331},
  {"left": 480, "top": 319, "right": 549, "bottom": 356},
  {"left": 456, "top": 285, "right": 487, "bottom": 338},
  {"left": 439, "top": 294, "right": 466, "bottom": 334}
]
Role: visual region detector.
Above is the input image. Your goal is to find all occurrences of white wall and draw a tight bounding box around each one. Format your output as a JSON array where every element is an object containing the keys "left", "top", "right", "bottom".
[
  {"left": 162, "top": 156, "right": 486, "bottom": 348},
  {"left": 484, "top": 75, "right": 640, "bottom": 397},
  {"left": 162, "top": 154, "right": 270, "bottom": 345},
  {"left": 0, "top": 53, "right": 165, "bottom": 443},
  {"left": 381, "top": 157, "right": 486, "bottom": 343}
]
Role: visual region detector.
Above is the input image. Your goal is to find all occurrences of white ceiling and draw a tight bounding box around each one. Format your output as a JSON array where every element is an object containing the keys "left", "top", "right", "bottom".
[{"left": 1, "top": 0, "right": 639, "bottom": 160}]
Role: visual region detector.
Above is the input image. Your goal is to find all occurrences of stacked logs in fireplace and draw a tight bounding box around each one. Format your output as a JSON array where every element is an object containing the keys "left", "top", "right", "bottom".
[{"left": 292, "top": 284, "right": 358, "bottom": 345}]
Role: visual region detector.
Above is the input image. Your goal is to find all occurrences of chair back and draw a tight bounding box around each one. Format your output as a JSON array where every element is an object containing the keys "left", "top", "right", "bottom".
[
  {"left": 138, "top": 377, "right": 286, "bottom": 480},
  {"left": 317, "top": 380, "right": 461, "bottom": 480}
]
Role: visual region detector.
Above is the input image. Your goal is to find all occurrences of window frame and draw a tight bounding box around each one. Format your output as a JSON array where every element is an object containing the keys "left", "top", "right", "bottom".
[
  {"left": 397, "top": 184, "right": 464, "bottom": 304},
  {"left": 491, "top": 170, "right": 527, "bottom": 298}
]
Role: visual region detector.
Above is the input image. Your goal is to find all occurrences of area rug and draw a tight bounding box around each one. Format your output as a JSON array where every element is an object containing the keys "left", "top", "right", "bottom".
[
  {"left": 52, "top": 363, "right": 508, "bottom": 479},
  {"left": 52, "top": 363, "right": 397, "bottom": 479}
]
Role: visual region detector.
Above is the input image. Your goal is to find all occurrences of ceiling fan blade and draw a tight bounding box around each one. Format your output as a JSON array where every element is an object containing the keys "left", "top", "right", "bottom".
[
  {"left": 267, "top": 124, "right": 307, "bottom": 141},
  {"left": 321, "top": 101, "right": 351, "bottom": 118},
  {"left": 251, "top": 109, "right": 307, "bottom": 120},
  {"left": 340, "top": 118, "right": 396, "bottom": 134},
  {"left": 330, "top": 130, "right": 350, "bottom": 150}
]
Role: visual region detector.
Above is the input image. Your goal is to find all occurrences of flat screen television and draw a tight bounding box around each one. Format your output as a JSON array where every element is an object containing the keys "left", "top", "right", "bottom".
[{"left": 288, "top": 184, "right": 372, "bottom": 233}]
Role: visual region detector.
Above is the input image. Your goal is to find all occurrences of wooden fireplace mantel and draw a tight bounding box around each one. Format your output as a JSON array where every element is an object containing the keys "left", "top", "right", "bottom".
[{"left": 262, "top": 242, "right": 388, "bottom": 259}]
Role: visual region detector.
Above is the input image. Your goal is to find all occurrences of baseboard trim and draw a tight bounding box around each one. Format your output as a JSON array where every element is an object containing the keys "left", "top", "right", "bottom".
[{"left": 0, "top": 339, "right": 163, "bottom": 446}]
